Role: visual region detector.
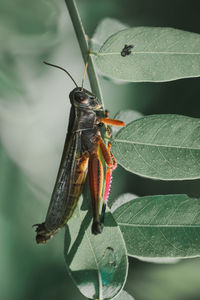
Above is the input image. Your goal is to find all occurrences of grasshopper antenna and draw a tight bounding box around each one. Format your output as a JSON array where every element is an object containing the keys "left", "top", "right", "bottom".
[
  {"left": 81, "top": 58, "right": 89, "bottom": 90},
  {"left": 43, "top": 61, "right": 78, "bottom": 88}
]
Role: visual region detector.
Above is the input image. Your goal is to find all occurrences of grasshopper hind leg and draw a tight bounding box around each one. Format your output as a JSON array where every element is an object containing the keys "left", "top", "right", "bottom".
[
  {"left": 89, "top": 111, "right": 125, "bottom": 235},
  {"left": 100, "top": 144, "right": 117, "bottom": 228},
  {"left": 88, "top": 138, "right": 118, "bottom": 235},
  {"left": 88, "top": 146, "right": 104, "bottom": 235}
]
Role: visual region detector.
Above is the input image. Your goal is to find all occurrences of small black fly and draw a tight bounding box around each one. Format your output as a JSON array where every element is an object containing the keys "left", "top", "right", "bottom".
[{"left": 121, "top": 44, "right": 134, "bottom": 57}]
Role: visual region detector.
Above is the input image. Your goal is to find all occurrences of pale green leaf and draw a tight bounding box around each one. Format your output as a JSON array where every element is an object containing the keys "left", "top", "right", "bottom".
[
  {"left": 64, "top": 195, "right": 128, "bottom": 300},
  {"left": 113, "top": 194, "right": 200, "bottom": 258},
  {"left": 112, "top": 114, "right": 200, "bottom": 180},
  {"left": 111, "top": 193, "right": 138, "bottom": 212},
  {"left": 112, "top": 110, "right": 143, "bottom": 136},
  {"left": 95, "top": 27, "right": 200, "bottom": 82},
  {"left": 135, "top": 256, "right": 180, "bottom": 264},
  {"left": 91, "top": 18, "right": 128, "bottom": 52},
  {"left": 113, "top": 290, "right": 134, "bottom": 300}
]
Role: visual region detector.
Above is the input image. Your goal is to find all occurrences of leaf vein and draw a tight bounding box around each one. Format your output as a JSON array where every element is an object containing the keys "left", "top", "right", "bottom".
[
  {"left": 98, "top": 51, "right": 200, "bottom": 56},
  {"left": 158, "top": 228, "right": 183, "bottom": 252},
  {"left": 118, "top": 223, "right": 200, "bottom": 227},
  {"left": 113, "top": 139, "right": 200, "bottom": 150}
]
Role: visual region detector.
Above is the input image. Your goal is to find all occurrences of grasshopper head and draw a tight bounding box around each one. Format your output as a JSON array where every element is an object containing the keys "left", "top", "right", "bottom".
[{"left": 70, "top": 87, "right": 102, "bottom": 111}]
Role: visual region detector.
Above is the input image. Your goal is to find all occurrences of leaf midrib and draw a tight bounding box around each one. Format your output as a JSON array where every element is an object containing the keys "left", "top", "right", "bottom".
[
  {"left": 118, "top": 223, "right": 200, "bottom": 228},
  {"left": 97, "top": 51, "right": 200, "bottom": 56},
  {"left": 113, "top": 138, "right": 200, "bottom": 150}
]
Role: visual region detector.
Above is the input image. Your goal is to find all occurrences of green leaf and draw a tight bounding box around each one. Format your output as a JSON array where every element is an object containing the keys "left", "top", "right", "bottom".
[
  {"left": 113, "top": 194, "right": 200, "bottom": 258},
  {"left": 112, "top": 290, "right": 134, "bottom": 300},
  {"left": 111, "top": 193, "right": 138, "bottom": 212},
  {"left": 91, "top": 18, "right": 128, "bottom": 52},
  {"left": 112, "top": 114, "right": 200, "bottom": 180},
  {"left": 64, "top": 195, "right": 128, "bottom": 300},
  {"left": 135, "top": 256, "right": 180, "bottom": 264},
  {"left": 95, "top": 27, "right": 200, "bottom": 82},
  {"left": 112, "top": 195, "right": 178, "bottom": 264}
]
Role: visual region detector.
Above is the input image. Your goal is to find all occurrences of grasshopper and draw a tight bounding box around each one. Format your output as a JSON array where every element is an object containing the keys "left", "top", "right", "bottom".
[{"left": 34, "top": 61, "right": 125, "bottom": 243}]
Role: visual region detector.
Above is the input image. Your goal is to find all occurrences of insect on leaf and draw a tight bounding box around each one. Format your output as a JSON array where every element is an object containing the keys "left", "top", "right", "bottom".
[{"left": 95, "top": 27, "right": 200, "bottom": 82}]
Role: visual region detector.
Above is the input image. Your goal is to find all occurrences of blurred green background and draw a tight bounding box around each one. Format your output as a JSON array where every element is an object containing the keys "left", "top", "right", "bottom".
[{"left": 0, "top": 0, "right": 200, "bottom": 299}]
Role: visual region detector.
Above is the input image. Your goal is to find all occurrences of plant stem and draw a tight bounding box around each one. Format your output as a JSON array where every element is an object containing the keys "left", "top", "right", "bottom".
[{"left": 65, "top": 0, "right": 103, "bottom": 104}]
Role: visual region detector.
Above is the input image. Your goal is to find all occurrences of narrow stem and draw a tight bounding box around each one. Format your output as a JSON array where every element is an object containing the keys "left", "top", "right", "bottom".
[{"left": 65, "top": 0, "right": 103, "bottom": 104}]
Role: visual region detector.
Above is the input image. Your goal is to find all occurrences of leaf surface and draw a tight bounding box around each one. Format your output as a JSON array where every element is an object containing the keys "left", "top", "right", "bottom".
[
  {"left": 113, "top": 290, "right": 134, "bottom": 300},
  {"left": 91, "top": 18, "right": 127, "bottom": 52},
  {"left": 112, "top": 114, "right": 200, "bottom": 180},
  {"left": 112, "top": 110, "right": 143, "bottom": 136},
  {"left": 64, "top": 195, "right": 128, "bottom": 300},
  {"left": 113, "top": 194, "right": 200, "bottom": 258},
  {"left": 95, "top": 27, "right": 200, "bottom": 82}
]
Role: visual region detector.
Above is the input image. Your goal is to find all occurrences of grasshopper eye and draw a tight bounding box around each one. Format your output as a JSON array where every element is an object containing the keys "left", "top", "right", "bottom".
[
  {"left": 75, "top": 92, "right": 88, "bottom": 103},
  {"left": 89, "top": 95, "right": 97, "bottom": 105},
  {"left": 90, "top": 100, "right": 97, "bottom": 107}
]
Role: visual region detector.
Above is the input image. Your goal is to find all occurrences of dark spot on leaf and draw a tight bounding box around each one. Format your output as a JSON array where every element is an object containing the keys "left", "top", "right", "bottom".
[
  {"left": 121, "top": 44, "right": 134, "bottom": 57},
  {"left": 101, "top": 246, "right": 117, "bottom": 268}
]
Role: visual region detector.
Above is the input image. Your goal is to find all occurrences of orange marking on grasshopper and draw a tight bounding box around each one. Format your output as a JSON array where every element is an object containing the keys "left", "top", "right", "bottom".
[
  {"left": 95, "top": 113, "right": 125, "bottom": 229},
  {"left": 88, "top": 141, "right": 104, "bottom": 234},
  {"left": 103, "top": 143, "right": 117, "bottom": 204},
  {"left": 100, "top": 143, "right": 117, "bottom": 225},
  {"left": 99, "top": 118, "right": 125, "bottom": 127},
  {"left": 88, "top": 118, "right": 124, "bottom": 235}
]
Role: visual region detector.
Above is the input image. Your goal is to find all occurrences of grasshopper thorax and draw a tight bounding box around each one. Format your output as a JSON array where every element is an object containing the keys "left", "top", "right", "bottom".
[{"left": 69, "top": 87, "right": 102, "bottom": 111}]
